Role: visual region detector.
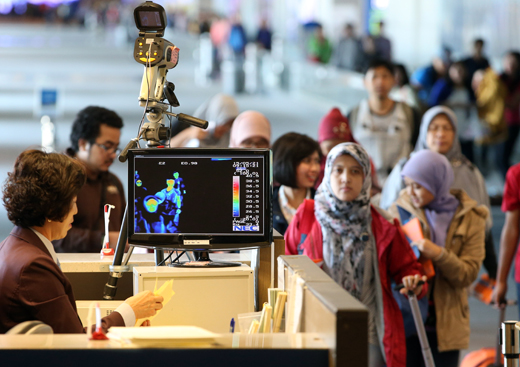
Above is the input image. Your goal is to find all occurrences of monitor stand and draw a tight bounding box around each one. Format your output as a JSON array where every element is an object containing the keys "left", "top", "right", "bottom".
[{"left": 170, "top": 251, "right": 242, "bottom": 268}]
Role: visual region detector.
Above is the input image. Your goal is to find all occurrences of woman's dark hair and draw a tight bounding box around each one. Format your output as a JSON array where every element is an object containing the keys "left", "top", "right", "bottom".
[
  {"left": 272, "top": 133, "right": 321, "bottom": 188},
  {"left": 3, "top": 149, "right": 86, "bottom": 228},
  {"left": 393, "top": 63, "right": 410, "bottom": 86}
]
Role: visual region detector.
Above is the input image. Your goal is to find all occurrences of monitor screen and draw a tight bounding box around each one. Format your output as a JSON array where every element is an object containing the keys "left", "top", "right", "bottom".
[
  {"left": 127, "top": 148, "right": 272, "bottom": 250},
  {"left": 138, "top": 11, "right": 163, "bottom": 28}
]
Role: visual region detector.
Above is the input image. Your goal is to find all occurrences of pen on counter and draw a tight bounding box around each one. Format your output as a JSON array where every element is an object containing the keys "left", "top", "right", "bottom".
[{"left": 230, "top": 317, "right": 235, "bottom": 333}]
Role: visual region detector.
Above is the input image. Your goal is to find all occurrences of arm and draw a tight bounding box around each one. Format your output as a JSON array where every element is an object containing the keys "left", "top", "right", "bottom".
[
  {"left": 427, "top": 79, "right": 451, "bottom": 107},
  {"left": 284, "top": 206, "right": 303, "bottom": 255},
  {"left": 387, "top": 222, "right": 428, "bottom": 299},
  {"left": 169, "top": 127, "right": 206, "bottom": 147},
  {"left": 474, "top": 168, "right": 493, "bottom": 230},
  {"left": 19, "top": 256, "right": 101, "bottom": 333},
  {"left": 493, "top": 210, "right": 520, "bottom": 304},
  {"left": 433, "top": 212, "right": 486, "bottom": 288}
]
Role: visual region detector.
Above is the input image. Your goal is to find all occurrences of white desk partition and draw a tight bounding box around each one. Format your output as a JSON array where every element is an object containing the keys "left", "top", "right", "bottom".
[{"left": 133, "top": 265, "right": 254, "bottom": 333}]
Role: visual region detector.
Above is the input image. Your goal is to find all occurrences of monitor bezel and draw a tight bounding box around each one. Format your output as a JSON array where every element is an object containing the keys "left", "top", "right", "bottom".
[{"left": 127, "top": 148, "right": 273, "bottom": 250}]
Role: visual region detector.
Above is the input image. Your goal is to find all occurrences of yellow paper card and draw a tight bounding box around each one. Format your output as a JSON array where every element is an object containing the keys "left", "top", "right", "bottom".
[{"left": 135, "top": 279, "right": 175, "bottom": 326}]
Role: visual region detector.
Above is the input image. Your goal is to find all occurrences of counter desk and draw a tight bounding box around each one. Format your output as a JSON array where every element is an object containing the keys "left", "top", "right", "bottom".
[{"left": 0, "top": 333, "right": 329, "bottom": 367}]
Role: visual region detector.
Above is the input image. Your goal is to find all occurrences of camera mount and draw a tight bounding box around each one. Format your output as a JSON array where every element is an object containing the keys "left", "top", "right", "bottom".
[{"left": 104, "top": 1, "right": 207, "bottom": 299}]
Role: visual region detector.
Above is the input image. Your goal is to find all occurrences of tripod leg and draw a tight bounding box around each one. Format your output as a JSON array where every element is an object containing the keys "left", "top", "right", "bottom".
[{"left": 103, "top": 205, "right": 128, "bottom": 299}]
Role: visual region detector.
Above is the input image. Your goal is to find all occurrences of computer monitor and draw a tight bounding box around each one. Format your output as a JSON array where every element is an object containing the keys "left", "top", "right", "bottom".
[{"left": 127, "top": 148, "right": 272, "bottom": 253}]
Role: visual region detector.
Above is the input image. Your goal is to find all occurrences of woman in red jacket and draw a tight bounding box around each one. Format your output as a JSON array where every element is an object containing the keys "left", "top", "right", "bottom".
[{"left": 285, "top": 142, "right": 427, "bottom": 367}]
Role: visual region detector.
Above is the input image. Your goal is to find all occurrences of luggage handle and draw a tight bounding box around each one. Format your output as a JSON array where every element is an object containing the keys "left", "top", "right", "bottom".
[
  {"left": 394, "top": 280, "right": 435, "bottom": 367},
  {"left": 394, "top": 280, "right": 425, "bottom": 295}
]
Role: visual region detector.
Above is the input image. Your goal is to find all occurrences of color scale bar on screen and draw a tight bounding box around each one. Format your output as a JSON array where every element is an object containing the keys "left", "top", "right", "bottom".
[{"left": 233, "top": 176, "right": 240, "bottom": 217}]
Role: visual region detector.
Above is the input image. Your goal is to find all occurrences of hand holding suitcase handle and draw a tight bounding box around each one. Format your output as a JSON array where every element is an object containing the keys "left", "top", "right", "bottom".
[{"left": 396, "top": 275, "right": 428, "bottom": 296}]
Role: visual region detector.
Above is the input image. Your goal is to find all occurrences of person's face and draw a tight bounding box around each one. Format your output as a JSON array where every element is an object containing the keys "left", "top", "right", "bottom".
[
  {"left": 49, "top": 197, "right": 78, "bottom": 241},
  {"left": 426, "top": 114, "right": 455, "bottom": 155},
  {"left": 295, "top": 151, "right": 321, "bottom": 189},
  {"left": 449, "top": 65, "right": 465, "bottom": 85},
  {"left": 432, "top": 57, "right": 446, "bottom": 76},
  {"left": 330, "top": 154, "right": 364, "bottom": 202},
  {"left": 365, "top": 66, "right": 395, "bottom": 99},
  {"left": 404, "top": 177, "right": 435, "bottom": 209},
  {"left": 239, "top": 136, "right": 270, "bottom": 148},
  {"left": 78, "top": 124, "right": 121, "bottom": 173},
  {"left": 474, "top": 42, "right": 484, "bottom": 56},
  {"left": 320, "top": 138, "right": 346, "bottom": 157},
  {"left": 504, "top": 54, "right": 518, "bottom": 76}
]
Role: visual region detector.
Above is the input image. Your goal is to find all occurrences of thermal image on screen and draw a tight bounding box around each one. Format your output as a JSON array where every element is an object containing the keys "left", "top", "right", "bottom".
[
  {"left": 132, "top": 153, "right": 264, "bottom": 236},
  {"left": 134, "top": 170, "right": 185, "bottom": 233}
]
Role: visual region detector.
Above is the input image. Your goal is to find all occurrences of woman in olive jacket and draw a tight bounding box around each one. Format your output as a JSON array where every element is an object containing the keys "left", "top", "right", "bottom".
[{"left": 388, "top": 150, "right": 487, "bottom": 367}]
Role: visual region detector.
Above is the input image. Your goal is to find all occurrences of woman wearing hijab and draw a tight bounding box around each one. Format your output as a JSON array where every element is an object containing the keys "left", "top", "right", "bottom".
[
  {"left": 316, "top": 107, "right": 381, "bottom": 194},
  {"left": 380, "top": 105, "right": 496, "bottom": 280},
  {"left": 388, "top": 150, "right": 487, "bottom": 367},
  {"left": 229, "top": 110, "right": 271, "bottom": 148},
  {"left": 285, "top": 143, "right": 427, "bottom": 367},
  {"left": 170, "top": 93, "right": 239, "bottom": 148}
]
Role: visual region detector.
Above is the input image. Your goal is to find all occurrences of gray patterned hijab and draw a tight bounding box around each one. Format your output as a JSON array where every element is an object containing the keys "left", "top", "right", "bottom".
[
  {"left": 414, "top": 105, "right": 468, "bottom": 164},
  {"left": 315, "top": 143, "right": 373, "bottom": 300}
]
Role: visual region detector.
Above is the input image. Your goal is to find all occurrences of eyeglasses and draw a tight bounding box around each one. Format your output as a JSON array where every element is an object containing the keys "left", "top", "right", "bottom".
[
  {"left": 94, "top": 143, "right": 121, "bottom": 155},
  {"left": 427, "top": 125, "right": 454, "bottom": 133}
]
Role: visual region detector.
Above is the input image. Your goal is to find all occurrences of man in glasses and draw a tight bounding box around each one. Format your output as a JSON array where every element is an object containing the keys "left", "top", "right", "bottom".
[{"left": 53, "top": 106, "right": 126, "bottom": 253}]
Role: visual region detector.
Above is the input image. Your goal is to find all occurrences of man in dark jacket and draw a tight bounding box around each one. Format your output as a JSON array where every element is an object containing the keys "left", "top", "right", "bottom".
[{"left": 53, "top": 106, "right": 126, "bottom": 253}]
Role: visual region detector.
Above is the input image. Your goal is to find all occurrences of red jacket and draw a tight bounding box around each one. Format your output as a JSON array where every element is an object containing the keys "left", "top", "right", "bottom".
[{"left": 285, "top": 201, "right": 427, "bottom": 367}]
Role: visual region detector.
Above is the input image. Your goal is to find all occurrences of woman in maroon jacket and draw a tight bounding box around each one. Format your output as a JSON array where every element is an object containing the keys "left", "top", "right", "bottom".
[
  {"left": 285, "top": 142, "right": 427, "bottom": 367},
  {"left": 0, "top": 149, "right": 163, "bottom": 334}
]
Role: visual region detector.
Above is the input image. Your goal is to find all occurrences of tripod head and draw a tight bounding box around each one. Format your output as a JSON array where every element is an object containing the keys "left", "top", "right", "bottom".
[
  {"left": 119, "top": 1, "right": 208, "bottom": 161},
  {"left": 104, "top": 2, "right": 208, "bottom": 300}
]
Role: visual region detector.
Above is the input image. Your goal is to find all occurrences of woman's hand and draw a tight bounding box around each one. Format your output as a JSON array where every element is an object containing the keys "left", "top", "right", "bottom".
[
  {"left": 400, "top": 274, "right": 428, "bottom": 296},
  {"left": 414, "top": 238, "right": 442, "bottom": 260},
  {"left": 124, "top": 290, "right": 164, "bottom": 320},
  {"left": 139, "top": 320, "right": 151, "bottom": 327},
  {"left": 492, "top": 281, "right": 508, "bottom": 308}
]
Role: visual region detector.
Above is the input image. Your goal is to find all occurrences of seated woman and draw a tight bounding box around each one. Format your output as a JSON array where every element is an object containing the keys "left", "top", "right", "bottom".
[
  {"left": 272, "top": 133, "right": 321, "bottom": 235},
  {"left": 380, "top": 105, "right": 496, "bottom": 280},
  {"left": 229, "top": 110, "right": 271, "bottom": 148},
  {"left": 170, "top": 93, "right": 239, "bottom": 148},
  {"left": 0, "top": 149, "right": 163, "bottom": 334},
  {"left": 316, "top": 107, "right": 380, "bottom": 194},
  {"left": 285, "top": 142, "right": 427, "bottom": 367},
  {"left": 388, "top": 149, "right": 487, "bottom": 366}
]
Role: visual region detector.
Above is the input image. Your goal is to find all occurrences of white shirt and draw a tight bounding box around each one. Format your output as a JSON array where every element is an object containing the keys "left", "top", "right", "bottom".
[
  {"left": 278, "top": 186, "right": 311, "bottom": 225},
  {"left": 29, "top": 227, "right": 136, "bottom": 328}
]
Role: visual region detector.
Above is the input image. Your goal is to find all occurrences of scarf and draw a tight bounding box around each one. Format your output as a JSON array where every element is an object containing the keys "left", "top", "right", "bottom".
[
  {"left": 401, "top": 149, "right": 459, "bottom": 247},
  {"left": 229, "top": 110, "right": 271, "bottom": 147},
  {"left": 315, "top": 142, "right": 372, "bottom": 300}
]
